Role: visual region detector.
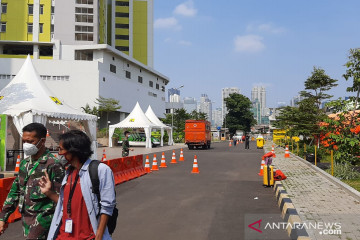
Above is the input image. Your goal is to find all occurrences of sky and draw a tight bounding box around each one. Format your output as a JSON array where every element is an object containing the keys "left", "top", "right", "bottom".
[{"left": 152, "top": 0, "right": 360, "bottom": 108}]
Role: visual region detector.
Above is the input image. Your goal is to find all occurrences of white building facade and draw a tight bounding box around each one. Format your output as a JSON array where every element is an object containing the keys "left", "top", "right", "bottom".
[
  {"left": 222, "top": 87, "right": 240, "bottom": 124},
  {"left": 199, "top": 94, "right": 212, "bottom": 123}
]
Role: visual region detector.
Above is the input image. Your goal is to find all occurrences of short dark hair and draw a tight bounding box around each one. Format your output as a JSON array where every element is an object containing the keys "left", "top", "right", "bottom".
[
  {"left": 59, "top": 130, "right": 93, "bottom": 163},
  {"left": 23, "top": 123, "right": 47, "bottom": 139},
  {"left": 124, "top": 131, "right": 130, "bottom": 135}
]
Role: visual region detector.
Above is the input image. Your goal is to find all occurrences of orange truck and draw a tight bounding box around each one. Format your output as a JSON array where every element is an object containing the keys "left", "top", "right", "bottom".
[{"left": 184, "top": 120, "right": 211, "bottom": 150}]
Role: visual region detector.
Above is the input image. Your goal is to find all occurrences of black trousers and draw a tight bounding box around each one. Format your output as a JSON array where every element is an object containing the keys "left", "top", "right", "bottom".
[{"left": 245, "top": 141, "right": 249, "bottom": 149}]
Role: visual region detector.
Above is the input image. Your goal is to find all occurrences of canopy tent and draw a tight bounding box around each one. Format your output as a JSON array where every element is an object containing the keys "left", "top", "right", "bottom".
[
  {"left": 108, "top": 102, "right": 157, "bottom": 148},
  {"left": 0, "top": 56, "right": 98, "bottom": 162},
  {"left": 145, "top": 105, "right": 173, "bottom": 146}
]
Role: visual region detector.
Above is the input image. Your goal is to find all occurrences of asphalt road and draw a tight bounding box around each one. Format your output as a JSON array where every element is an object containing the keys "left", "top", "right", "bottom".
[{"left": 2, "top": 141, "right": 289, "bottom": 240}]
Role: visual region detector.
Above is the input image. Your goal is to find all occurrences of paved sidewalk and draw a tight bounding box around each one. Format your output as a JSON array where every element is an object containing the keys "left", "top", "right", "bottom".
[
  {"left": 265, "top": 142, "right": 360, "bottom": 240},
  {"left": 97, "top": 143, "right": 186, "bottom": 160}
]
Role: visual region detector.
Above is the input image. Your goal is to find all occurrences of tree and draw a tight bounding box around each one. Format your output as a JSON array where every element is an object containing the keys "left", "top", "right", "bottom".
[
  {"left": 190, "top": 110, "right": 207, "bottom": 120},
  {"left": 95, "top": 96, "right": 121, "bottom": 127},
  {"left": 300, "top": 67, "right": 338, "bottom": 109},
  {"left": 81, "top": 104, "right": 99, "bottom": 116},
  {"left": 223, "top": 93, "right": 256, "bottom": 134},
  {"left": 162, "top": 108, "right": 191, "bottom": 133}
]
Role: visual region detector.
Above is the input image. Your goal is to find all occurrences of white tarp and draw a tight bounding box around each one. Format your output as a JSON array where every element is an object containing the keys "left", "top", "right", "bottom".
[
  {"left": 145, "top": 105, "right": 173, "bottom": 146},
  {"left": 0, "top": 56, "right": 98, "bottom": 158},
  {"left": 108, "top": 102, "right": 156, "bottom": 148}
]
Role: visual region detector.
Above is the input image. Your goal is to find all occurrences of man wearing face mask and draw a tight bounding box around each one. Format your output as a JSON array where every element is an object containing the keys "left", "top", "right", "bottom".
[{"left": 0, "top": 123, "right": 65, "bottom": 239}]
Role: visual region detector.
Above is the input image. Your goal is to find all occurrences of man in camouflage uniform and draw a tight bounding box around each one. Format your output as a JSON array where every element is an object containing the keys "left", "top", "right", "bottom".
[
  {"left": 122, "top": 131, "right": 133, "bottom": 157},
  {"left": 0, "top": 123, "right": 64, "bottom": 239}
]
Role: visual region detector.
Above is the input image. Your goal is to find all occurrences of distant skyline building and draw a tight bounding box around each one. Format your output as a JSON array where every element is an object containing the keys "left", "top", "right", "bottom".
[
  {"left": 168, "top": 88, "right": 181, "bottom": 102},
  {"left": 290, "top": 95, "right": 304, "bottom": 107},
  {"left": 183, "top": 97, "right": 197, "bottom": 113},
  {"left": 212, "top": 107, "right": 222, "bottom": 127},
  {"left": 222, "top": 87, "right": 240, "bottom": 124},
  {"left": 277, "top": 102, "right": 287, "bottom": 108},
  {"left": 251, "top": 86, "right": 266, "bottom": 116},
  {"left": 199, "top": 94, "right": 212, "bottom": 122}
]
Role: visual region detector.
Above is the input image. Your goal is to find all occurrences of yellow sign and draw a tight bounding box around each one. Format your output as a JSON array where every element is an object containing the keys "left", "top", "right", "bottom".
[
  {"left": 50, "top": 96, "right": 63, "bottom": 105},
  {"left": 0, "top": 96, "right": 3, "bottom": 100},
  {"left": 129, "top": 118, "right": 135, "bottom": 122}
]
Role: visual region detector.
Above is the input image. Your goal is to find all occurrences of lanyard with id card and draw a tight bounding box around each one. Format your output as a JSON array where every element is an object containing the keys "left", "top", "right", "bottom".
[{"left": 65, "top": 170, "right": 80, "bottom": 234}]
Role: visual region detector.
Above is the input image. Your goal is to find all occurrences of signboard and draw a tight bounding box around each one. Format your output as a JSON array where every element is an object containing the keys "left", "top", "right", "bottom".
[
  {"left": 0, "top": 114, "right": 7, "bottom": 171},
  {"left": 217, "top": 126, "right": 221, "bottom": 130}
]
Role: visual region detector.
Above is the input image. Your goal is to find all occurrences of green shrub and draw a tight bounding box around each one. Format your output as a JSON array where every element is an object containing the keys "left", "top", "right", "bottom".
[{"left": 327, "top": 163, "right": 360, "bottom": 180}]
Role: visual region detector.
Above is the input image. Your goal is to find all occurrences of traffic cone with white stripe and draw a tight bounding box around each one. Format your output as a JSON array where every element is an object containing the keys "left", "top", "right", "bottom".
[
  {"left": 258, "top": 158, "right": 265, "bottom": 176},
  {"left": 101, "top": 149, "right": 107, "bottom": 161},
  {"left": 14, "top": 155, "right": 21, "bottom": 172},
  {"left": 144, "top": 155, "right": 151, "bottom": 173},
  {"left": 46, "top": 129, "right": 50, "bottom": 137},
  {"left": 271, "top": 145, "right": 276, "bottom": 158},
  {"left": 160, "top": 152, "right": 167, "bottom": 168},
  {"left": 170, "top": 150, "right": 177, "bottom": 164},
  {"left": 191, "top": 155, "right": 200, "bottom": 174},
  {"left": 284, "top": 145, "right": 290, "bottom": 158},
  {"left": 179, "top": 149, "right": 185, "bottom": 161},
  {"left": 229, "top": 141, "right": 232, "bottom": 147},
  {"left": 151, "top": 154, "right": 159, "bottom": 171}
]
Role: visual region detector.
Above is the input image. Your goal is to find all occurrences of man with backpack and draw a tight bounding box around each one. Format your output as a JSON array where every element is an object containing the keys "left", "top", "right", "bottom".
[{"left": 44, "top": 130, "right": 117, "bottom": 240}]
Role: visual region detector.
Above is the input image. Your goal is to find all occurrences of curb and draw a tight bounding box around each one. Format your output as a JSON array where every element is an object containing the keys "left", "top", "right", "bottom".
[{"left": 274, "top": 182, "right": 311, "bottom": 240}]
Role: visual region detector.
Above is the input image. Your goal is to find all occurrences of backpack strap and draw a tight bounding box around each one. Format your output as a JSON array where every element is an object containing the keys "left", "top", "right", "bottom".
[{"left": 89, "top": 160, "right": 101, "bottom": 217}]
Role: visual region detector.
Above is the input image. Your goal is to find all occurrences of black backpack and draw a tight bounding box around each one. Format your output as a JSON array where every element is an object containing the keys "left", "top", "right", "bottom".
[{"left": 89, "top": 160, "right": 119, "bottom": 235}]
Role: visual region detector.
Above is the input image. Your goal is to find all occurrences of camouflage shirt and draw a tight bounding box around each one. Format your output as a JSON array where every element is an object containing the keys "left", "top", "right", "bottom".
[
  {"left": 0, "top": 150, "right": 65, "bottom": 239},
  {"left": 122, "top": 138, "right": 130, "bottom": 157}
]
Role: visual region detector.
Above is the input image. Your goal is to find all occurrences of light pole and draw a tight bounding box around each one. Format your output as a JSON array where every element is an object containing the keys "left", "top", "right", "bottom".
[{"left": 170, "top": 85, "right": 184, "bottom": 144}]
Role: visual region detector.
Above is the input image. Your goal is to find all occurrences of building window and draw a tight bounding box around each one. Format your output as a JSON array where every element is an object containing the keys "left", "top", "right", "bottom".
[
  {"left": 51, "top": 24, "right": 54, "bottom": 33},
  {"left": 28, "top": 4, "right": 33, "bottom": 15},
  {"left": 126, "top": 71, "right": 131, "bottom": 79},
  {"left": 75, "top": 25, "right": 94, "bottom": 32},
  {"left": 110, "top": 64, "right": 116, "bottom": 73},
  {"left": 115, "top": 23, "right": 129, "bottom": 29},
  {"left": 115, "top": 46, "right": 129, "bottom": 52},
  {"left": 51, "top": 6, "right": 55, "bottom": 14},
  {"left": 138, "top": 76, "right": 143, "bottom": 83},
  {"left": 40, "top": 5, "right": 44, "bottom": 14},
  {"left": 149, "top": 81, "right": 153, "bottom": 88},
  {"left": 75, "top": 14, "right": 93, "bottom": 23},
  {"left": 156, "top": 84, "right": 159, "bottom": 90},
  {"left": 76, "top": 0, "right": 94, "bottom": 4},
  {"left": 115, "top": 12, "right": 129, "bottom": 18},
  {"left": 161, "top": 86, "right": 165, "bottom": 92},
  {"left": 75, "top": 50, "right": 93, "bottom": 61},
  {"left": 0, "top": 22, "right": 6, "bottom": 33},
  {"left": 115, "top": 1, "right": 130, "bottom": 6},
  {"left": 75, "top": 33, "right": 93, "bottom": 41},
  {"left": 75, "top": 7, "right": 94, "bottom": 14},
  {"left": 115, "top": 35, "right": 129, "bottom": 40},
  {"left": 39, "top": 24, "right": 44, "bottom": 33},
  {"left": 1, "top": 4, "right": 7, "bottom": 14},
  {"left": 28, "top": 23, "right": 33, "bottom": 34}
]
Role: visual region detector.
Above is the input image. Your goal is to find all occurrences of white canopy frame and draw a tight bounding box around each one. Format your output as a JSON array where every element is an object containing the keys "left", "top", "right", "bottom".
[
  {"left": 0, "top": 56, "right": 98, "bottom": 160},
  {"left": 145, "top": 105, "right": 173, "bottom": 146},
  {"left": 108, "top": 102, "right": 157, "bottom": 148}
]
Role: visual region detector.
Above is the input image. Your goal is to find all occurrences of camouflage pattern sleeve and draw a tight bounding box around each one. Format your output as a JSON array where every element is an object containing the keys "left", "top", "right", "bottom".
[
  {"left": 48, "top": 162, "right": 65, "bottom": 194},
  {"left": 0, "top": 175, "right": 20, "bottom": 223}
]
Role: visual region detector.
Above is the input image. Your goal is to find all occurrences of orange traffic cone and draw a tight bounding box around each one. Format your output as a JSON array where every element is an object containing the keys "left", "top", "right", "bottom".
[
  {"left": 236, "top": 140, "right": 239, "bottom": 145},
  {"left": 46, "top": 129, "right": 50, "bottom": 137},
  {"left": 271, "top": 145, "right": 276, "bottom": 158},
  {"left": 191, "top": 155, "right": 200, "bottom": 174},
  {"left": 14, "top": 155, "right": 21, "bottom": 172},
  {"left": 284, "top": 145, "right": 290, "bottom": 158},
  {"left": 170, "top": 150, "right": 177, "bottom": 164},
  {"left": 144, "top": 155, "right": 151, "bottom": 173},
  {"left": 160, "top": 152, "right": 167, "bottom": 168},
  {"left": 151, "top": 154, "right": 159, "bottom": 171},
  {"left": 101, "top": 149, "right": 107, "bottom": 161},
  {"left": 229, "top": 141, "right": 232, "bottom": 147},
  {"left": 241, "top": 139, "right": 243, "bottom": 144},
  {"left": 258, "top": 158, "right": 265, "bottom": 176},
  {"left": 179, "top": 149, "right": 185, "bottom": 161}
]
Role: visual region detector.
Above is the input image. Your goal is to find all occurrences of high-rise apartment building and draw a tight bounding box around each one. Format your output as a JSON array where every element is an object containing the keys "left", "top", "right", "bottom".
[
  {"left": 199, "top": 94, "right": 212, "bottom": 123},
  {"left": 212, "top": 107, "right": 222, "bottom": 127},
  {"left": 251, "top": 86, "right": 266, "bottom": 116},
  {"left": 183, "top": 97, "right": 197, "bottom": 113},
  {"left": 222, "top": 87, "right": 240, "bottom": 124},
  {"left": 0, "top": 0, "right": 168, "bottom": 119}
]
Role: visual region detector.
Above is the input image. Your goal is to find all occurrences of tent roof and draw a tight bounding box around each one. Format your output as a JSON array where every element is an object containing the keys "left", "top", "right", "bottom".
[
  {"left": 0, "top": 56, "right": 96, "bottom": 121},
  {"left": 145, "top": 105, "right": 171, "bottom": 129},
  {"left": 109, "top": 102, "right": 156, "bottom": 129}
]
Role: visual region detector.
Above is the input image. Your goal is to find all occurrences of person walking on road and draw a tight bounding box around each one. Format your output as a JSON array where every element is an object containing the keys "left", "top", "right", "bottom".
[
  {"left": 46, "top": 130, "right": 116, "bottom": 240},
  {"left": 245, "top": 134, "right": 250, "bottom": 149},
  {"left": 0, "top": 123, "right": 65, "bottom": 239},
  {"left": 122, "top": 131, "right": 134, "bottom": 157}
]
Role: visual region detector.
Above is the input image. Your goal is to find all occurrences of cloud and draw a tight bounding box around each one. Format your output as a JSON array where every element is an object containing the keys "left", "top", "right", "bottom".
[
  {"left": 164, "top": 38, "right": 172, "bottom": 43},
  {"left": 174, "top": 0, "right": 197, "bottom": 17},
  {"left": 234, "top": 35, "right": 265, "bottom": 53},
  {"left": 154, "top": 17, "right": 181, "bottom": 30},
  {"left": 247, "top": 23, "right": 285, "bottom": 34},
  {"left": 178, "top": 40, "right": 192, "bottom": 46}
]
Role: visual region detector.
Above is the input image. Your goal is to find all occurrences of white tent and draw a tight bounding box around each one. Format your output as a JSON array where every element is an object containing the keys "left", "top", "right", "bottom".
[
  {"left": 0, "top": 56, "right": 98, "bottom": 160},
  {"left": 145, "top": 105, "right": 173, "bottom": 146},
  {"left": 108, "top": 102, "right": 156, "bottom": 148}
]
